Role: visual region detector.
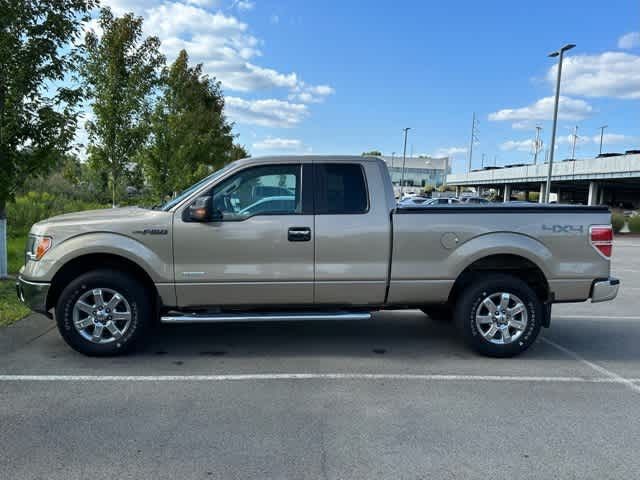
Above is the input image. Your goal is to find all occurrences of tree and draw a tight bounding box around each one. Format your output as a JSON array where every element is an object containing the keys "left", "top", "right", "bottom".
[
  {"left": 0, "top": 0, "right": 95, "bottom": 277},
  {"left": 231, "top": 143, "right": 250, "bottom": 161},
  {"left": 82, "top": 8, "right": 164, "bottom": 206},
  {"left": 362, "top": 150, "right": 382, "bottom": 156},
  {"left": 142, "top": 50, "right": 235, "bottom": 197}
]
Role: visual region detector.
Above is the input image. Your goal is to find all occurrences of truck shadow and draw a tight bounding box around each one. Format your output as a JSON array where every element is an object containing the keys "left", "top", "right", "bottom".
[{"left": 142, "top": 311, "right": 468, "bottom": 359}]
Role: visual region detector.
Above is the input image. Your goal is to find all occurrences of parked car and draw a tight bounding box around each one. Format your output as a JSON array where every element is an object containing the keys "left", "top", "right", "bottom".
[
  {"left": 460, "top": 196, "right": 490, "bottom": 204},
  {"left": 398, "top": 196, "right": 430, "bottom": 206},
  {"left": 425, "top": 197, "right": 460, "bottom": 205},
  {"left": 17, "top": 155, "right": 619, "bottom": 358}
]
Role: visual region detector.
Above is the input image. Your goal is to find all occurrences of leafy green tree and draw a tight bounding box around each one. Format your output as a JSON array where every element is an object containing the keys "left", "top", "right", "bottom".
[
  {"left": 0, "top": 0, "right": 95, "bottom": 276},
  {"left": 362, "top": 150, "right": 382, "bottom": 156},
  {"left": 231, "top": 143, "right": 250, "bottom": 161},
  {"left": 142, "top": 50, "right": 235, "bottom": 197},
  {"left": 82, "top": 8, "right": 164, "bottom": 206}
]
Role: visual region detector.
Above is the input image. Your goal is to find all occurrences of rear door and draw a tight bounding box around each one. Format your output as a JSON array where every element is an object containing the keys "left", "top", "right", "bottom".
[
  {"left": 173, "top": 162, "right": 315, "bottom": 307},
  {"left": 313, "top": 161, "right": 392, "bottom": 305}
]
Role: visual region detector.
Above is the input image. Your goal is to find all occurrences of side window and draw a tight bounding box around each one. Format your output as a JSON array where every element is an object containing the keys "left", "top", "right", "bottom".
[
  {"left": 211, "top": 164, "right": 301, "bottom": 220},
  {"left": 315, "top": 163, "right": 368, "bottom": 214}
]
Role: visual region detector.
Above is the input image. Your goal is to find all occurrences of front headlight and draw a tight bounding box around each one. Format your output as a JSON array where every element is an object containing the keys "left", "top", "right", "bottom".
[{"left": 26, "top": 235, "right": 53, "bottom": 261}]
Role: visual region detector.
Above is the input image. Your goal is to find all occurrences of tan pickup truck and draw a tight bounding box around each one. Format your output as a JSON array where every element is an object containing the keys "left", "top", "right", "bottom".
[{"left": 17, "top": 155, "right": 619, "bottom": 357}]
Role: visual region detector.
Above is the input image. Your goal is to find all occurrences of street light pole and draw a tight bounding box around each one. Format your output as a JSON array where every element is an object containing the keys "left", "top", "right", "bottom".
[
  {"left": 545, "top": 43, "right": 575, "bottom": 203},
  {"left": 599, "top": 125, "right": 608, "bottom": 155},
  {"left": 571, "top": 125, "right": 579, "bottom": 160},
  {"left": 400, "top": 127, "right": 411, "bottom": 199},
  {"left": 533, "top": 126, "right": 542, "bottom": 164}
]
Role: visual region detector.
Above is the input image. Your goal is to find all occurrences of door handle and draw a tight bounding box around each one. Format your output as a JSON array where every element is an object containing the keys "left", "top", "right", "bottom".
[{"left": 288, "top": 227, "right": 311, "bottom": 242}]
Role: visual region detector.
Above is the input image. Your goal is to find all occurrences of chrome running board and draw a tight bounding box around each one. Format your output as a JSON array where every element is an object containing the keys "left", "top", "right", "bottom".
[{"left": 161, "top": 311, "right": 372, "bottom": 324}]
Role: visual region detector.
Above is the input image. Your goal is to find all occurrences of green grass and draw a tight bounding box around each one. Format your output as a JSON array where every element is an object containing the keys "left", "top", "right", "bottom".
[
  {"left": 0, "top": 280, "right": 30, "bottom": 327},
  {"left": 8, "top": 234, "right": 27, "bottom": 275},
  {"left": 0, "top": 234, "right": 30, "bottom": 327}
]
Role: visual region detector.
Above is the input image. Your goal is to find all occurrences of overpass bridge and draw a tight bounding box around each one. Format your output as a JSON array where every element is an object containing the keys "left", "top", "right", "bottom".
[{"left": 446, "top": 153, "right": 640, "bottom": 207}]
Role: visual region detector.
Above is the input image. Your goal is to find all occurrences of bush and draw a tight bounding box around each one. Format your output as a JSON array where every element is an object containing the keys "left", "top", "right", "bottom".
[
  {"left": 628, "top": 215, "right": 640, "bottom": 233},
  {"left": 611, "top": 213, "right": 626, "bottom": 233},
  {"left": 7, "top": 192, "right": 107, "bottom": 237}
]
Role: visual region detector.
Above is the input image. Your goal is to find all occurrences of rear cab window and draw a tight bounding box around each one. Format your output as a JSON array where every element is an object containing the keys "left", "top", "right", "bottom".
[{"left": 314, "top": 163, "right": 369, "bottom": 214}]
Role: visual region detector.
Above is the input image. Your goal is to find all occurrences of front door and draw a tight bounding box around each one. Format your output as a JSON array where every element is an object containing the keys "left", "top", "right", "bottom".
[{"left": 173, "top": 162, "right": 314, "bottom": 308}]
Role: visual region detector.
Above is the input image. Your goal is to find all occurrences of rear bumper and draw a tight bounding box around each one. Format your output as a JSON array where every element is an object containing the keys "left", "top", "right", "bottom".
[
  {"left": 16, "top": 276, "right": 50, "bottom": 315},
  {"left": 591, "top": 277, "right": 620, "bottom": 303}
]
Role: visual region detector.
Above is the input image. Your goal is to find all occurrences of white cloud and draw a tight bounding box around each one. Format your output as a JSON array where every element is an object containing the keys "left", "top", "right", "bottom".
[
  {"left": 618, "top": 32, "right": 640, "bottom": 49},
  {"left": 226, "top": 97, "right": 308, "bottom": 127},
  {"left": 232, "top": 0, "right": 255, "bottom": 11},
  {"left": 556, "top": 132, "right": 635, "bottom": 146},
  {"left": 548, "top": 52, "right": 640, "bottom": 99},
  {"left": 253, "top": 137, "right": 310, "bottom": 152},
  {"left": 141, "top": 2, "right": 332, "bottom": 96},
  {"left": 488, "top": 96, "right": 593, "bottom": 127},
  {"left": 432, "top": 146, "right": 467, "bottom": 157},
  {"left": 501, "top": 132, "right": 635, "bottom": 153},
  {"left": 500, "top": 139, "right": 535, "bottom": 152},
  {"left": 288, "top": 83, "right": 335, "bottom": 103}
]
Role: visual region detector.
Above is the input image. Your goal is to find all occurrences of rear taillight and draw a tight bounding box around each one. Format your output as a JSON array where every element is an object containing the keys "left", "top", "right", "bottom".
[{"left": 590, "top": 225, "right": 613, "bottom": 258}]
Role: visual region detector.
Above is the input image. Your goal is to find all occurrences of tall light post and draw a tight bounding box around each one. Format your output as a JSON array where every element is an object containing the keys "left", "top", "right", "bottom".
[
  {"left": 599, "top": 125, "right": 608, "bottom": 155},
  {"left": 391, "top": 151, "right": 396, "bottom": 168},
  {"left": 545, "top": 43, "right": 575, "bottom": 203},
  {"left": 400, "top": 127, "right": 411, "bottom": 199}
]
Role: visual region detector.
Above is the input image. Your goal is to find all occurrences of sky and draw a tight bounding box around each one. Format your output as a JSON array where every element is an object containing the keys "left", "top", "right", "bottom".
[{"left": 86, "top": 0, "right": 639, "bottom": 173}]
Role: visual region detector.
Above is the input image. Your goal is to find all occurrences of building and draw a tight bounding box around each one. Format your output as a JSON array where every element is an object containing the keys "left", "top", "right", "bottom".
[
  {"left": 446, "top": 152, "right": 640, "bottom": 207},
  {"left": 379, "top": 155, "right": 449, "bottom": 197}
]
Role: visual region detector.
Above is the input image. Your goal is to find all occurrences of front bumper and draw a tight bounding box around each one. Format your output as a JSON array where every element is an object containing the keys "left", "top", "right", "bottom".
[
  {"left": 16, "top": 276, "right": 51, "bottom": 315},
  {"left": 591, "top": 277, "right": 620, "bottom": 303}
]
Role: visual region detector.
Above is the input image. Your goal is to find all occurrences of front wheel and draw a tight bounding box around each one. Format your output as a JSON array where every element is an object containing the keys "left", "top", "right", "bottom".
[
  {"left": 454, "top": 274, "right": 543, "bottom": 358},
  {"left": 55, "top": 269, "right": 152, "bottom": 356}
]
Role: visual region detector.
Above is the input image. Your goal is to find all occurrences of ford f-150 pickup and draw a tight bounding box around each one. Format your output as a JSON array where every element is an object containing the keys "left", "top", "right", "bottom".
[{"left": 16, "top": 155, "right": 619, "bottom": 357}]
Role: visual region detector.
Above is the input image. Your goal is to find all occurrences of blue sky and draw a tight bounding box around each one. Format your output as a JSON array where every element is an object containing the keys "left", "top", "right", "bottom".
[{"left": 91, "top": 0, "right": 639, "bottom": 172}]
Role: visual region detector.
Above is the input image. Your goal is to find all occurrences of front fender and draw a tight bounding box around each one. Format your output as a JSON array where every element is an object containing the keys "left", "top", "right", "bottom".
[{"left": 23, "top": 232, "right": 174, "bottom": 283}]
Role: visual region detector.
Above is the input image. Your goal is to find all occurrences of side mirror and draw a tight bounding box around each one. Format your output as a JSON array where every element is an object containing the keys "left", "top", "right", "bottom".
[{"left": 188, "top": 196, "right": 215, "bottom": 222}]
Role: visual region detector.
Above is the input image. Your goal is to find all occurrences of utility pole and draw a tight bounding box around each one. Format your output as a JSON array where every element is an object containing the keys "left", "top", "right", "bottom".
[
  {"left": 391, "top": 152, "right": 395, "bottom": 168},
  {"left": 599, "top": 125, "right": 608, "bottom": 155},
  {"left": 545, "top": 43, "right": 576, "bottom": 203},
  {"left": 467, "top": 112, "right": 479, "bottom": 172},
  {"left": 400, "top": 127, "right": 411, "bottom": 199},
  {"left": 481, "top": 153, "right": 486, "bottom": 168},
  {"left": 533, "top": 126, "right": 542, "bottom": 164},
  {"left": 571, "top": 125, "right": 579, "bottom": 160}
]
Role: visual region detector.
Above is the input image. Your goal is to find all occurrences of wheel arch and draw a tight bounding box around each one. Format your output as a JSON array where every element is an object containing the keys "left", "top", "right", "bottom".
[
  {"left": 448, "top": 253, "right": 551, "bottom": 308},
  {"left": 46, "top": 253, "right": 160, "bottom": 312}
]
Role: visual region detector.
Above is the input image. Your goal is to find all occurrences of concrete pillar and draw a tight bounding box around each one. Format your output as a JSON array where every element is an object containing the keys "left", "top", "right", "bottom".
[
  {"left": 598, "top": 187, "right": 605, "bottom": 205},
  {"left": 503, "top": 184, "right": 512, "bottom": 203},
  {"left": 455, "top": 186, "right": 461, "bottom": 197},
  {"left": 539, "top": 183, "right": 546, "bottom": 204},
  {"left": 588, "top": 181, "right": 599, "bottom": 206},
  {"left": 524, "top": 190, "right": 530, "bottom": 202}
]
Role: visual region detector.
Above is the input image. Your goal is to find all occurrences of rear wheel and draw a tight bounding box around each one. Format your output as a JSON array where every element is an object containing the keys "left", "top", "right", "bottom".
[
  {"left": 55, "top": 269, "right": 152, "bottom": 356},
  {"left": 454, "top": 273, "right": 542, "bottom": 357}
]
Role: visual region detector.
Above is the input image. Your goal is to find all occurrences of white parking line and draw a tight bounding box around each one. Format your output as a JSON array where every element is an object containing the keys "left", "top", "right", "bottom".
[
  {"left": 542, "top": 337, "right": 640, "bottom": 394},
  {"left": 0, "top": 373, "right": 639, "bottom": 383},
  {"left": 552, "top": 315, "right": 640, "bottom": 321}
]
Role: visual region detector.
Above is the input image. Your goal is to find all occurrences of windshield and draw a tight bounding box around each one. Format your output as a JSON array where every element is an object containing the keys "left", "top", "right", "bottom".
[{"left": 160, "top": 161, "right": 238, "bottom": 211}]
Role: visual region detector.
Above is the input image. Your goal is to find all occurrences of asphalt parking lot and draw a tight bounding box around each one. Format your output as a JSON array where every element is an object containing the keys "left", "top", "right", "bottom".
[{"left": 2, "top": 238, "right": 640, "bottom": 479}]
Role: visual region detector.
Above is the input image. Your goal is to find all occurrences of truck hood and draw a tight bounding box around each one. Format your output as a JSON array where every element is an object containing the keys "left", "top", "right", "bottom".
[
  {"left": 31, "top": 207, "right": 173, "bottom": 238},
  {"left": 37, "top": 207, "right": 151, "bottom": 225}
]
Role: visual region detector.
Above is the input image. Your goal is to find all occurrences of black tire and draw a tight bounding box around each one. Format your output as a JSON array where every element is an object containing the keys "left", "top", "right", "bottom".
[
  {"left": 454, "top": 273, "right": 542, "bottom": 358},
  {"left": 55, "top": 269, "right": 152, "bottom": 356},
  {"left": 421, "top": 305, "right": 452, "bottom": 322}
]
